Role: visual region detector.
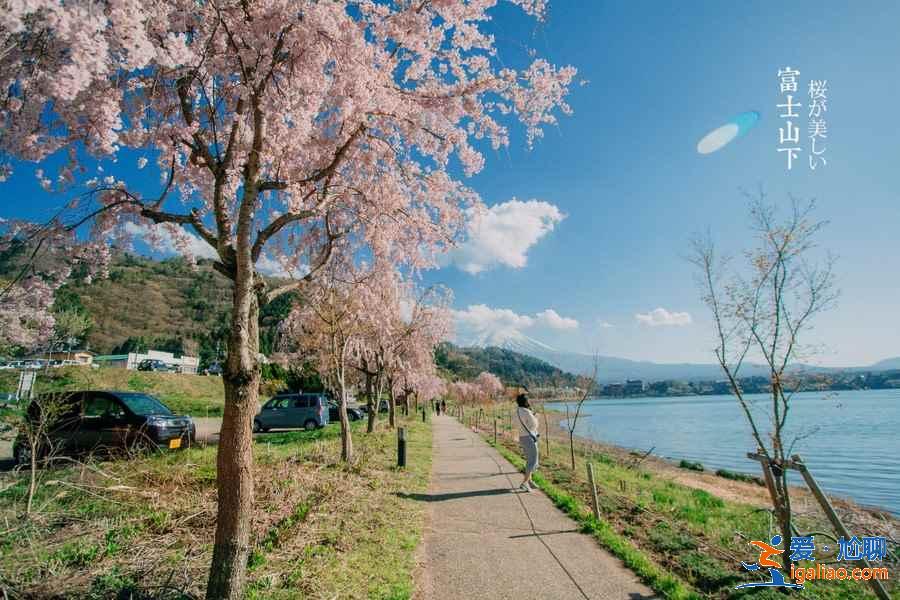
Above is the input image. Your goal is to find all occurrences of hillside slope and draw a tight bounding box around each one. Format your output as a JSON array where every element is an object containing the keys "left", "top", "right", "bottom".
[
  {"left": 0, "top": 366, "right": 226, "bottom": 416},
  {"left": 57, "top": 254, "right": 294, "bottom": 366},
  {"left": 435, "top": 343, "right": 579, "bottom": 388}
]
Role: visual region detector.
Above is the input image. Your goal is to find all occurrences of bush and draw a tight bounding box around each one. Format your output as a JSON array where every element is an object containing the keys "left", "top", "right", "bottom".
[
  {"left": 678, "top": 459, "right": 704, "bottom": 472},
  {"left": 715, "top": 468, "right": 764, "bottom": 486}
]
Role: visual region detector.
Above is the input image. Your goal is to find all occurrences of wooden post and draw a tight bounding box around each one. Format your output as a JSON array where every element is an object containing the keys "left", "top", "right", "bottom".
[
  {"left": 586, "top": 463, "right": 601, "bottom": 521},
  {"left": 397, "top": 427, "right": 407, "bottom": 468},
  {"left": 791, "top": 456, "right": 891, "bottom": 600},
  {"left": 422, "top": 407, "right": 426, "bottom": 423},
  {"left": 493, "top": 418, "right": 498, "bottom": 445}
]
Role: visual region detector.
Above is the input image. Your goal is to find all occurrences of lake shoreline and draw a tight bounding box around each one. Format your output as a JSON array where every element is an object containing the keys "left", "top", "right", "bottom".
[{"left": 537, "top": 405, "right": 899, "bottom": 537}]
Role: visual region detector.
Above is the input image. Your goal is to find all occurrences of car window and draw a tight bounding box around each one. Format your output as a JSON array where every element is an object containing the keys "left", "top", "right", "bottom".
[
  {"left": 266, "top": 397, "right": 291, "bottom": 409},
  {"left": 292, "top": 396, "right": 310, "bottom": 408},
  {"left": 28, "top": 393, "right": 80, "bottom": 422},
  {"left": 116, "top": 393, "right": 172, "bottom": 416},
  {"left": 83, "top": 394, "right": 116, "bottom": 418}
]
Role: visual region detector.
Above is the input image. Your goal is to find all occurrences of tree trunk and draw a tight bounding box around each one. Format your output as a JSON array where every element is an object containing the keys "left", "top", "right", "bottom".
[
  {"left": 206, "top": 277, "right": 260, "bottom": 600},
  {"left": 339, "top": 390, "right": 353, "bottom": 463},
  {"left": 365, "top": 372, "right": 376, "bottom": 434},
  {"left": 569, "top": 432, "right": 576, "bottom": 471},
  {"left": 388, "top": 379, "right": 396, "bottom": 429},
  {"left": 26, "top": 436, "right": 38, "bottom": 515},
  {"left": 774, "top": 471, "right": 793, "bottom": 571}
]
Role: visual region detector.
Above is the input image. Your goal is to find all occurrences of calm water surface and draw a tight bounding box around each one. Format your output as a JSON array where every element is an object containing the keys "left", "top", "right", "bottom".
[{"left": 549, "top": 389, "right": 900, "bottom": 515}]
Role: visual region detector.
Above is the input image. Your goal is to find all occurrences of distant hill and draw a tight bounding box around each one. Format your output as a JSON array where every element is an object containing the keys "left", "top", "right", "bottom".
[
  {"left": 434, "top": 343, "right": 580, "bottom": 388},
  {"left": 52, "top": 254, "right": 295, "bottom": 367},
  {"left": 529, "top": 350, "right": 770, "bottom": 383},
  {"left": 870, "top": 357, "right": 900, "bottom": 371},
  {"left": 453, "top": 327, "right": 898, "bottom": 383},
  {"left": 500, "top": 348, "right": 900, "bottom": 384}
]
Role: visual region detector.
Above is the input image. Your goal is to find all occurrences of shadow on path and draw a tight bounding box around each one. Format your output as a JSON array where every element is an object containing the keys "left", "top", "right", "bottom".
[{"left": 397, "top": 488, "right": 511, "bottom": 502}]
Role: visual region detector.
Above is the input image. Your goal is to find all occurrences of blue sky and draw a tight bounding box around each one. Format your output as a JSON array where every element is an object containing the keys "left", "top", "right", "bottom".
[
  {"left": 430, "top": 0, "right": 900, "bottom": 366},
  {"left": 2, "top": 1, "right": 899, "bottom": 366}
]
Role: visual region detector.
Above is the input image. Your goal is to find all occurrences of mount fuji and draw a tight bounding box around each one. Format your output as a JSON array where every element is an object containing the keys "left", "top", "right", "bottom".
[
  {"left": 458, "top": 330, "right": 767, "bottom": 382},
  {"left": 465, "top": 328, "right": 557, "bottom": 357}
]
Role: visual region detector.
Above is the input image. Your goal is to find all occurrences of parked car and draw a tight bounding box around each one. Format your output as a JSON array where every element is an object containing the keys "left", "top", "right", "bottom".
[
  {"left": 253, "top": 393, "right": 329, "bottom": 432},
  {"left": 137, "top": 359, "right": 175, "bottom": 372},
  {"left": 202, "top": 362, "right": 223, "bottom": 376},
  {"left": 327, "top": 401, "right": 363, "bottom": 422},
  {"left": 357, "top": 400, "right": 390, "bottom": 415},
  {"left": 12, "top": 391, "right": 196, "bottom": 465}
]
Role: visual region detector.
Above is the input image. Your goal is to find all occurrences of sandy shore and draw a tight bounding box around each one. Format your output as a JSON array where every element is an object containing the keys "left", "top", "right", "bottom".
[{"left": 536, "top": 406, "right": 898, "bottom": 540}]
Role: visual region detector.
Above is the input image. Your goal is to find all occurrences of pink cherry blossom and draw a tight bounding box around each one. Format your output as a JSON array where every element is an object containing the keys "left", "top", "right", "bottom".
[{"left": 1, "top": 2, "right": 575, "bottom": 596}]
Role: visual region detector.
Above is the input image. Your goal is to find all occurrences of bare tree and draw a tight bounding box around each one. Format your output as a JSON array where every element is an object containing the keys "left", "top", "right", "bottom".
[
  {"left": 564, "top": 356, "right": 599, "bottom": 471},
  {"left": 11, "top": 392, "right": 73, "bottom": 515},
  {"left": 540, "top": 405, "right": 551, "bottom": 459},
  {"left": 691, "top": 195, "right": 837, "bottom": 569}
]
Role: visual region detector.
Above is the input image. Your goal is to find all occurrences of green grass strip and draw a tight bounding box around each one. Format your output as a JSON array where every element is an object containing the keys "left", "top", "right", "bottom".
[{"left": 490, "top": 440, "right": 701, "bottom": 600}]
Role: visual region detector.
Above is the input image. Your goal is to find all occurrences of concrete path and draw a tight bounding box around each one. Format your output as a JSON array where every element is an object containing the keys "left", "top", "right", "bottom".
[{"left": 415, "top": 415, "right": 657, "bottom": 600}]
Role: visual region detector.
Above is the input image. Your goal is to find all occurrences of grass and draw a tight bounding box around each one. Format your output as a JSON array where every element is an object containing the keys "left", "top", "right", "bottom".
[
  {"left": 492, "top": 440, "right": 700, "bottom": 600},
  {"left": 468, "top": 411, "right": 892, "bottom": 600},
  {"left": 0, "top": 366, "right": 227, "bottom": 416},
  {"left": 0, "top": 415, "right": 433, "bottom": 599}
]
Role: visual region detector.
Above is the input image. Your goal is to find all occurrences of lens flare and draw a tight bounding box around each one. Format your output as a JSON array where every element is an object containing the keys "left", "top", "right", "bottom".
[{"left": 697, "top": 111, "right": 760, "bottom": 154}]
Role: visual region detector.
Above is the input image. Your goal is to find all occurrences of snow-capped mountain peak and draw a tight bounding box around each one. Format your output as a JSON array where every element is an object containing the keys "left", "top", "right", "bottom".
[{"left": 465, "top": 328, "right": 557, "bottom": 355}]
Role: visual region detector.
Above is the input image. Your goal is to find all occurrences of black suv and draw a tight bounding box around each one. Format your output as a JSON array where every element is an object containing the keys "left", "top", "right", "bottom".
[
  {"left": 328, "top": 401, "right": 364, "bottom": 422},
  {"left": 137, "top": 359, "right": 176, "bottom": 372},
  {"left": 13, "top": 391, "right": 196, "bottom": 465}
]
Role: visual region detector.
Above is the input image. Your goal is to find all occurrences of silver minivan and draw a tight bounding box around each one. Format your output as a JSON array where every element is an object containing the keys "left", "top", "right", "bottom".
[{"left": 253, "top": 393, "right": 329, "bottom": 432}]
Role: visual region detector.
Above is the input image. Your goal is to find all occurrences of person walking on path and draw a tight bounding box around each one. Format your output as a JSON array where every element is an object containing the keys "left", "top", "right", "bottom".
[{"left": 516, "top": 393, "right": 540, "bottom": 492}]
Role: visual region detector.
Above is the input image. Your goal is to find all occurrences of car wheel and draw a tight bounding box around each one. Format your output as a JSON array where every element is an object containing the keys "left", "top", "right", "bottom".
[
  {"left": 303, "top": 419, "right": 318, "bottom": 431},
  {"left": 253, "top": 419, "right": 263, "bottom": 433}
]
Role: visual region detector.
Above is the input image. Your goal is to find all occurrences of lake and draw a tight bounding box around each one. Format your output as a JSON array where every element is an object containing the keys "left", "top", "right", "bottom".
[{"left": 548, "top": 389, "right": 900, "bottom": 516}]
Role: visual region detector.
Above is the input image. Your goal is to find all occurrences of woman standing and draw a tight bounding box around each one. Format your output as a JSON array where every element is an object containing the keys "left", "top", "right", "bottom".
[{"left": 515, "top": 393, "right": 540, "bottom": 492}]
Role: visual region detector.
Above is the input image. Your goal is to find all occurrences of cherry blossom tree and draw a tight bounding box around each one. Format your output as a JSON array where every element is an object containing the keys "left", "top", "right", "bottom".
[
  {"left": 382, "top": 282, "right": 452, "bottom": 426},
  {"left": 1, "top": 2, "right": 575, "bottom": 597},
  {"left": 280, "top": 256, "right": 363, "bottom": 463},
  {"left": 474, "top": 371, "right": 504, "bottom": 402},
  {"left": 0, "top": 221, "right": 108, "bottom": 353}
]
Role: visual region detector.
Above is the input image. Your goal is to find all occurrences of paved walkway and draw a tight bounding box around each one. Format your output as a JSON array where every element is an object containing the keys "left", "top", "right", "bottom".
[{"left": 415, "top": 415, "right": 657, "bottom": 600}]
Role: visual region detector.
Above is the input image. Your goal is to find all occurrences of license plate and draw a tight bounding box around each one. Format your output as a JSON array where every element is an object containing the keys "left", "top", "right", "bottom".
[{"left": 169, "top": 438, "right": 182, "bottom": 449}]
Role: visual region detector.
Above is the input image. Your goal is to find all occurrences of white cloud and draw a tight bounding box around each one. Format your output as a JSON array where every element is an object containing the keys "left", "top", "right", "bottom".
[
  {"left": 535, "top": 308, "right": 579, "bottom": 330},
  {"left": 255, "top": 253, "right": 309, "bottom": 279},
  {"left": 445, "top": 199, "right": 564, "bottom": 274},
  {"left": 453, "top": 304, "right": 578, "bottom": 347},
  {"left": 635, "top": 307, "right": 692, "bottom": 327},
  {"left": 596, "top": 319, "right": 614, "bottom": 329},
  {"left": 454, "top": 304, "right": 535, "bottom": 332},
  {"left": 122, "top": 222, "right": 217, "bottom": 260}
]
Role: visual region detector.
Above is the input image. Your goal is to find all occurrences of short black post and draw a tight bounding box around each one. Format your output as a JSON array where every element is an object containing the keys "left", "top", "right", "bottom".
[
  {"left": 493, "top": 418, "right": 498, "bottom": 445},
  {"left": 422, "top": 407, "right": 426, "bottom": 422},
  {"left": 397, "top": 427, "right": 407, "bottom": 468}
]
